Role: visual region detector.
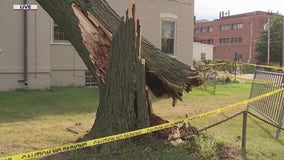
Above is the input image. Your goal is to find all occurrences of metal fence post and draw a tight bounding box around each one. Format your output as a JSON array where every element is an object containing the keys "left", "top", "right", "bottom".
[
  {"left": 242, "top": 110, "right": 248, "bottom": 155},
  {"left": 276, "top": 95, "right": 284, "bottom": 139},
  {"left": 275, "top": 121, "right": 282, "bottom": 139}
]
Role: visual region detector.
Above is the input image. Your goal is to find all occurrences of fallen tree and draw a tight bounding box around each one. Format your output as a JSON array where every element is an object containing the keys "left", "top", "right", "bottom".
[
  {"left": 36, "top": 0, "right": 203, "bottom": 153},
  {"left": 36, "top": 0, "right": 203, "bottom": 101}
]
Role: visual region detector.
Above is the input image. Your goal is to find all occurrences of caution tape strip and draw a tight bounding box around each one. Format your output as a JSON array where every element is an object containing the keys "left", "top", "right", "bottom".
[
  {"left": 214, "top": 63, "right": 229, "bottom": 65},
  {"left": 212, "top": 70, "right": 278, "bottom": 84},
  {"left": 238, "top": 62, "right": 284, "bottom": 70},
  {"left": 1, "top": 88, "right": 284, "bottom": 160},
  {"left": 213, "top": 61, "right": 283, "bottom": 70}
]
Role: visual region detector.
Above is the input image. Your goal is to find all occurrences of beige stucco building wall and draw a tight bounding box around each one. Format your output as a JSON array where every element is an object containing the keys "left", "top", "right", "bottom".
[
  {"left": 193, "top": 42, "right": 213, "bottom": 61},
  {"left": 0, "top": 0, "right": 86, "bottom": 91},
  {"left": 0, "top": 0, "right": 194, "bottom": 91},
  {"left": 0, "top": 0, "right": 51, "bottom": 91},
  {"left": 49, "top": 44, "right": 86, "bottom": 87}
]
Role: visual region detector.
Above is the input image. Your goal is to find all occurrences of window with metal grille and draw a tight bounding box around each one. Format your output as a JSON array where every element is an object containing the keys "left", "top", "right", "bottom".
[
  {"left": 85, "top": 71, "right": 97, "bottom": 87},
  {"left": 231, "top": 37, "right": 243, "bottom": 43},
  {"left": 219, "top": 38, "right": 230, "bottom": 44},
  {"left": 232, "top": 23, "right": 243, "bottom": 30},
  {"left": 52, "top": 20, "right": 69, "bottom": 42},
  {"left": 220, "top": 24, "right": 231, "bottom": 31}
]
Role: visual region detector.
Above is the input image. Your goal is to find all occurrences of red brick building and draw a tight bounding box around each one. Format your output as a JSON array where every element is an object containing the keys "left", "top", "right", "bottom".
[{"left": 194, "top": 11, "right": 276, "bottom": 63}]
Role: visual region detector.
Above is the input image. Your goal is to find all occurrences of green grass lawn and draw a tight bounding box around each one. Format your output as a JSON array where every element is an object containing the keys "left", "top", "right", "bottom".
[
  {"left": 0, "top": 87, "right": 99, "bottom": 157},
  {"left": 0, "top": 83, "right": 283, "bottom": 159}
]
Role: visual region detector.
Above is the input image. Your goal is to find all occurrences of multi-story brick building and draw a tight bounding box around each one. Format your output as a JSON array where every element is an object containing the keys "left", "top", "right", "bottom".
[{"left": 194, "top": 11, "right": 276, "bottom": 63}]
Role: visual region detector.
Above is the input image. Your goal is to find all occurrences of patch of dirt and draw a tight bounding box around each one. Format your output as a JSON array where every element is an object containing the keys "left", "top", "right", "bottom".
[
  {"left": 216, "top": 143, "right": 240, "bottom": 160},
  {"left": 41, "top": 153, "right": 71, "bottom": 160}
]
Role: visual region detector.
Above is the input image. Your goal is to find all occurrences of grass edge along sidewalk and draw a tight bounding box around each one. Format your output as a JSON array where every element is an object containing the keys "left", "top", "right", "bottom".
[{"left": 1, "top": 88, "right": 283, "bottom": 160}]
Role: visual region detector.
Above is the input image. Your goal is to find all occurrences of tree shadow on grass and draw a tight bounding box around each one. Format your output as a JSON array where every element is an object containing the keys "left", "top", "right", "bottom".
[
  {"left": 0, "top": 87, "right": 100, "bottom": 123},
  {"left": 248, "top": 116, "right": 284, "bottom": 146},
  {"left": 0, "top": 87, "right": 171, "bottom": 124}
]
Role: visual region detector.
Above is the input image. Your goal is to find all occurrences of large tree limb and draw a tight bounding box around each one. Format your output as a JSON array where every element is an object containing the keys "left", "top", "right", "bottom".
[{"left": 36, "top": 0, "right": 203, "bottom": 102}]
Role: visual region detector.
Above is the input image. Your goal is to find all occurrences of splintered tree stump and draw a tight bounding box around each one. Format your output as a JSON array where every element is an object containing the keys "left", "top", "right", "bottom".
[{"left": 81, "top": 4, "right": 150, "bottom": 152}]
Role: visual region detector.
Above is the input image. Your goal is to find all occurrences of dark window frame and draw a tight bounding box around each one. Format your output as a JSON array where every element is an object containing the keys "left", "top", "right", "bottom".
[
  {"left": 161, "top": 20, "right": 176, "bottom": 54},
  {"left": 52, "top": 20, "right": 69, "bottom": 43}
]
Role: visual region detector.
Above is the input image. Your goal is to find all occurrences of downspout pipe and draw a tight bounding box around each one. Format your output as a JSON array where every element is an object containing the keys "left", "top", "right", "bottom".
[{"left": 23, "top": 0, "right": 28, "bottom": 85}]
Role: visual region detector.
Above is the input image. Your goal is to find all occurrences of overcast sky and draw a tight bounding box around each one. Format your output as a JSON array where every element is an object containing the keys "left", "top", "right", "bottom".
[{"left": 195, "top": 0, "right": 284, "bottom": 20}]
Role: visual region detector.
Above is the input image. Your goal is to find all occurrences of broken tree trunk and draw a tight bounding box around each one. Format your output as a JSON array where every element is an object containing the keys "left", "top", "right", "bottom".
[
  {"left": 84, "top": 9, "right": 149, "bottom": 152},
  {"left": 36, "top": 0, "right": 203, "bottom": 102}
]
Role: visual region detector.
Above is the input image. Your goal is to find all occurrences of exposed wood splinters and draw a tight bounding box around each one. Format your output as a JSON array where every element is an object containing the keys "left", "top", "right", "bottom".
[{"left": 72, "top": 3, "right": 111, "bottom": 85}]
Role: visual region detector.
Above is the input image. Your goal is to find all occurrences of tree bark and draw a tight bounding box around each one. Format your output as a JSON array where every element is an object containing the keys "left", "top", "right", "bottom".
[{"left": 82, "top": 9, "right": 149, "bottom": 152}]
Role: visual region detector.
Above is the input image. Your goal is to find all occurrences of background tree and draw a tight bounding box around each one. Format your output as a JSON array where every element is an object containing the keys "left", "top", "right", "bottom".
[{"left": 255, "top": 16, "right": 283, "bottom": 65}]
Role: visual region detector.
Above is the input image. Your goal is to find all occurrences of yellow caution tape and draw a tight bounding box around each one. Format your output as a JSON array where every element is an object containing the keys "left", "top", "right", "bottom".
[
  {"left": 1, "top": 88, "right": 284, "bottom": 160},
  {"left": 212, "top": 61, "right": 283, "bottom": 70},
  {"left": 212, "top": 70, "right": 277, "bottom": 84},
  {"left": 214, "top": 63, "right": 229, "bottom": 65},
  {"left": 238, "top": 62, "right": 284, "bottom": 70}
]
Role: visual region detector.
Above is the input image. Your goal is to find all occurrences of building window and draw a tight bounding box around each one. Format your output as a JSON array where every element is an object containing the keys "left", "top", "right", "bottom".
[
  {"left": 52, "top": 20, "right": 69, "bottom": 43},
  {"left": 219, "top": 38, "right": 230, "bottom": 44},
  {"left": 231, "top": 37, "right": 242, "bottom": 43},
  {"left": 207, "top": 39, "right": 213, "bottom": 44},
  {"left": 208, "top": 27, "right": 213, "bottom": 32},
  {"left": 201, "top": 53, "right": 206, "bottom": 60},
  {"left": 85, "top": 71, "right": 97, "bottom": 87},
  {"left": 161, "top": 20, "right": 176, "bottom": 54},
  {"left": 196, "top": 27, "right": 212, "bottom": 33},
  {"left": 220, "top": 25, "right": 230, "bottom": 31},
  {"left": 201, "top": 27, "right": 207, "bottom": 33},
  {"left": 232, "top": 23, "right": 243, "bottom": 30},
  {"left": 199, "top": 39, "right": 213, "bottom": 44},
  {"left": 195, "top": 28, "right": 201, "bottom": 34}
]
